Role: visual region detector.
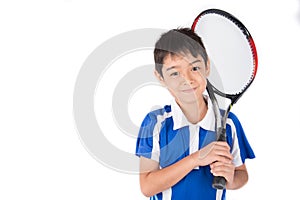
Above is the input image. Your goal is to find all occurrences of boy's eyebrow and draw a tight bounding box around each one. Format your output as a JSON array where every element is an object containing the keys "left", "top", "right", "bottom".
[
  {"left": 165, "top": 59, "right": 202, "bottom": 71},
  {"left": 166, "top": 66, "right": 176, "bottom": 71},
  {"left": 190, "top": 59, "right": 202, "bottom": 65}
]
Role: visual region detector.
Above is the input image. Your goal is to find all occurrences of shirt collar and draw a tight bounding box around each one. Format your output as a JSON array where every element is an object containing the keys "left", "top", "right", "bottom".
[{"left": 171, "top": 94, "right": 215, "bottom": 131}]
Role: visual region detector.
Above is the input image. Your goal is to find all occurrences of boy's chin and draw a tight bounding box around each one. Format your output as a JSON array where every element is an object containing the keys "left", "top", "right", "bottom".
[{"left": 176, "top": 97, "right": 203, "bottom": 105}]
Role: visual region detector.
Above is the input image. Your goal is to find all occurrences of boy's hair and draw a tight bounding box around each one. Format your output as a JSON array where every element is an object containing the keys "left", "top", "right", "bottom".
[{"left": 154, "top": 28, "right": 208, "bottom": 77}]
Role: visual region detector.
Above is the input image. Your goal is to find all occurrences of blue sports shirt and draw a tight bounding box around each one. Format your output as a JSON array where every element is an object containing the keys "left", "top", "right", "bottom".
[{"left": 135, "top": 97, "right": 255, "bottom": 200}]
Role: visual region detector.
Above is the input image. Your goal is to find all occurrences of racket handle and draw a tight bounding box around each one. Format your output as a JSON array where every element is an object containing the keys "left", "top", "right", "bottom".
[
  {"left": 212, "top": 127, "right": 227, "bottom": 190},
  {"left": 217, "top": 127, "right": 226, "bottom": 141}
]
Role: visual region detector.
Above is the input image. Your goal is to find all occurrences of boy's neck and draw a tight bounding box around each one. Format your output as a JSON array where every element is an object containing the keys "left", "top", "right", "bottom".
[{"left": 177, "top": 97, "right": 208, "bottom": 124}]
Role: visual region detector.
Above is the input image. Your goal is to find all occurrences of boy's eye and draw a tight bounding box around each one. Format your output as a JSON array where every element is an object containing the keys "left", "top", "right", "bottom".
[
  {"left": 170, "top": 71, "right": 179, "bottom": 77},
  {"left": 192, "top": 66, "right": 201, "bottom": 71}
]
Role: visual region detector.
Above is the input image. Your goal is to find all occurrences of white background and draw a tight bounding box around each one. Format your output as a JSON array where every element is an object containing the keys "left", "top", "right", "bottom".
[{"left": 1, "top": 0, "right": 300, "bottom": 199}]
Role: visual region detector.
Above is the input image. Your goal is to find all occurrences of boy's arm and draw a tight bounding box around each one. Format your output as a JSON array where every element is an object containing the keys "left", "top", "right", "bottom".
[
  {"left": 226, "top": 164, "right": 249, "bottom": 190},
  {"left": 139, "top": 155, "right": 195, "bottom": 197},
  {"left": 139, "top": 141, "right": 233, "bottom": 197}
]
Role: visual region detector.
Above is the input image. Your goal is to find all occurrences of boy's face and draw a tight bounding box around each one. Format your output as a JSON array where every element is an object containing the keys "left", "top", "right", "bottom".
[{"left": 155, "top": 53, "right": 210, "bottom": 105}]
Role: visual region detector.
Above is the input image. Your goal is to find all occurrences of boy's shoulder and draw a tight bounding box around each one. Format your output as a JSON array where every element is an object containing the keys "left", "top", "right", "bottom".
[
  {"left": 227, "top": 111, "right": 242, "bottom": 124},
  {"left": 227, "top": 111, "right": 238, "bottom": 121},
  {"left": 147, "top": 105, "right": 171, "bottom": 118},
  {"left": 141, "top": 105, "right": 171, "bottom": 124}
]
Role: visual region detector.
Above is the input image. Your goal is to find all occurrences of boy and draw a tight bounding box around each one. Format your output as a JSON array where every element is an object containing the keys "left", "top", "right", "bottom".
[{"left": 135, "top": 28, "right": 255, "bottom": 200}]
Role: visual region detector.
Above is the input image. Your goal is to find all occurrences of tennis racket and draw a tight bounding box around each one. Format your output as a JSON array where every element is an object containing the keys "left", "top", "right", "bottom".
[{"left": 192, "top": 9, "right": 258, "bottom": 190}]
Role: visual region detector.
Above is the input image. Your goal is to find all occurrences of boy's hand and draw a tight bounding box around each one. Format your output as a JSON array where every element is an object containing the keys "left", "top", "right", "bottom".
[
  {"left": 192, "top": 141, "right": 233, "bottom": 166},
  {"left": 192, "top": 141, "right": 235, "bottom": 183},
  {"left": 191, "top": 141, "right": 235, "bottom": 183},
  {"left": 191, "top": 141, "right": 234, "bottom": 183},
  {"left": 210, "top": 160, "right": 235, "bottom": 184}
]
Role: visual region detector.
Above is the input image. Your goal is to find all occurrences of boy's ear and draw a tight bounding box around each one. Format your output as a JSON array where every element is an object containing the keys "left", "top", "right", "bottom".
[
  {"left": 205, "top": 58, "right": 211, "bottom": 77},
  {"left": 154, "top": 70, "right": 166, "bottom": 86}
]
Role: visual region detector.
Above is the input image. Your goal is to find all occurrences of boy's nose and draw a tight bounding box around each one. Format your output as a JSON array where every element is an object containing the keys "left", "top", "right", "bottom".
[{"left": 182, "top": 72, "right": 194, "bottom": 85}]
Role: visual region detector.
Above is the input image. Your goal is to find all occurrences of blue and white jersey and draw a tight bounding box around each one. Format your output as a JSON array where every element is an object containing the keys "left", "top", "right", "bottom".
[{"left": 135, "top": 97, "right": 255, "bottom": 200}]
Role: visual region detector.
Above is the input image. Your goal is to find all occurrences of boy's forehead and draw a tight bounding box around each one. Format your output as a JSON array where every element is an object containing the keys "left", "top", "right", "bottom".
[{"left": 163, "top": 53, "right": 204, "bottom": 65}]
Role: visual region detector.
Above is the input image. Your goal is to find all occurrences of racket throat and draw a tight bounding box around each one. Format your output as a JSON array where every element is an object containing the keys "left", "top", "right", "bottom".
[{"left": 217, "top": 104, "right": 232, "bottom": 141}]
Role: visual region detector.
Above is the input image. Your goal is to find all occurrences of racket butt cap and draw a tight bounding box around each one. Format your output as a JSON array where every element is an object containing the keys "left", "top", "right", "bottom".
[{"left": 212, "top": 176, "right": 226, "bottom": 190}]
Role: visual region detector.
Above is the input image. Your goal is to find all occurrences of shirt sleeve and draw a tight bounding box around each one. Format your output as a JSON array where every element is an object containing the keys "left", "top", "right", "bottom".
[
  {"left": 227, "top": 112, "right": 255, "bottom": 167},
  {"left": 135, "top": 112, "right": 160, "bottom": 162}
]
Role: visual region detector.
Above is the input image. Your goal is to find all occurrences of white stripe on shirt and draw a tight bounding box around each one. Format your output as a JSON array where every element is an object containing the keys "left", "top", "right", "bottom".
[
  {"left": 189, "top": 125, "right": 200, "bottom": 169},
  {"left": 227, "top": 118, "right": 243, "bottom": 167},
  {"left": 216, "top": 189, "right": 223, "bottom": 200}
]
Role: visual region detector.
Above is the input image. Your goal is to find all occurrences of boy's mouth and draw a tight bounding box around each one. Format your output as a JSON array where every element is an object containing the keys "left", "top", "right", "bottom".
[{"left": 181, "top": 87, "right": 197, "bottom": 93}]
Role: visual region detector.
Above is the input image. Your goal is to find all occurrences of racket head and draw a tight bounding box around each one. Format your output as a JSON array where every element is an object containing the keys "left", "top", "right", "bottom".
[{"left": 192, "top": 9, "right": 258, "bottom": 105}]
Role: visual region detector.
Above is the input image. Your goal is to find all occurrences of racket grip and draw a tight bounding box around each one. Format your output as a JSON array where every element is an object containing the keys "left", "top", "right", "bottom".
[
  {"left": 217, "top": 127, "right": 226, "bottom": 141},
  {"left": 212, "top": 127, "right": 227, "bottom": 190},
  {"left": 212, "top": 176, "right": 226, "bottom": 190}
]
